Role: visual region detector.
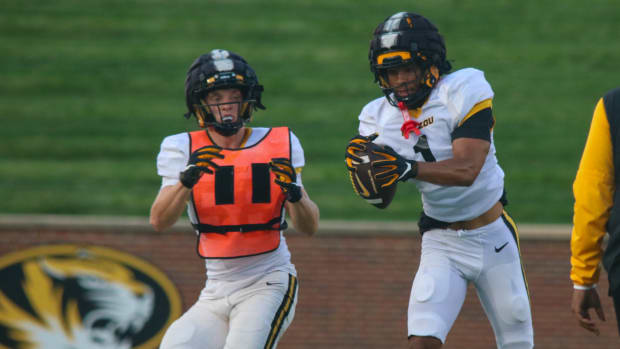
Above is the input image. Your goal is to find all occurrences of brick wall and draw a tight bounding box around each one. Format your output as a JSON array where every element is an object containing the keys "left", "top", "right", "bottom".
[{"left": 0, "top": 224, "right": 617, "bottom": 348}]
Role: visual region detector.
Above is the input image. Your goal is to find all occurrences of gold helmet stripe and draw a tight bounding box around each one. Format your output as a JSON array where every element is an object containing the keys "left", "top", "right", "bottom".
[{"left": 376, "top": 51, "right": 412, "bottom": 65}]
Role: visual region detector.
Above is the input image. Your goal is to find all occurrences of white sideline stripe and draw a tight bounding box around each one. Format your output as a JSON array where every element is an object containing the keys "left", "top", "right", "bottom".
[{"left": 0, "top": 214, "right": 572, "bottom": 240}]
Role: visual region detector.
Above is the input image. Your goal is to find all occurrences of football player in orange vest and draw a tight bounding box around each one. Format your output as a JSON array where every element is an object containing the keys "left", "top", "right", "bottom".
[{"left": 150, "top": 49, "right": 319, "bottom": 349}]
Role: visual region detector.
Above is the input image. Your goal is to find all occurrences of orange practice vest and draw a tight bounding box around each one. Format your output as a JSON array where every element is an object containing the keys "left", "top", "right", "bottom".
[{"left": 189, "top": 127, "right": 290, "bottom": 259}]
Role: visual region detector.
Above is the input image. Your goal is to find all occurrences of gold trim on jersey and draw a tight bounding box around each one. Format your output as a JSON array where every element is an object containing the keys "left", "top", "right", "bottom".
[
  {"left": 240, "top": 127, "right": 252, "bottom": 148},
  {"left": 458, "top": 98, "right": 493, "bottom": 127},
  {"left": 408, "top": 108, "right": 422, "bottom": 119}
]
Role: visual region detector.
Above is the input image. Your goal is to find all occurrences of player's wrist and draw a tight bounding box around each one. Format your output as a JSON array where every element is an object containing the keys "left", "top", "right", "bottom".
[
  {"left": 400, "top": 159, "right": 418, "bottom": 181},
  {"left": 573, "top": 283, "right": 597, "bottom": 290},
  {"left": 180, "top": 165, "right": 201, "bottom": 189},
  {"left": 285, "top": 183, "right": 302, "bottom": 203},
  {"left": 180, "top": 176, "right": 196, "bottom": 189}
]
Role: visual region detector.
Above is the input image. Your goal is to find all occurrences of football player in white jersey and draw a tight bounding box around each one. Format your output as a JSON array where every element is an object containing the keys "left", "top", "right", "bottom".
[
  {"left": 150, "top": 49, "right": 319, "bottom": 349},
  {"left": 345, "top": 12, "right": 534, "bottom": 349}
]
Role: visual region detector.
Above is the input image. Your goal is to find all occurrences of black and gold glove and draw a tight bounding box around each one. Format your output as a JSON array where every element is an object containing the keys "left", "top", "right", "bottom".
[
  {"left": 344, "top": 133, "right": 378, "bottom": 171},
  {"left": 180, "top": 145, "right": 224, "bottom": 189},
  {"left": 371, "top": 145, "right": 418, "bottom": 188},
  {"left": 269, "top": 157, "right": 302, "bottom": 203}
]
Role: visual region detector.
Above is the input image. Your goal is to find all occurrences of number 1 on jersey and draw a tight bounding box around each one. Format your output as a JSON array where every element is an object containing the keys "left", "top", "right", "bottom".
[{"left": 413, "top": 135, "right": 436, "bottom": 162}]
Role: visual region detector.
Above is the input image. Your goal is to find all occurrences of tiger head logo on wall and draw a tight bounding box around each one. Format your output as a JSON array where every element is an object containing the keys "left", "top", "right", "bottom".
[{"left": 0, "top": 245, "right": 182, "bottom": 349}]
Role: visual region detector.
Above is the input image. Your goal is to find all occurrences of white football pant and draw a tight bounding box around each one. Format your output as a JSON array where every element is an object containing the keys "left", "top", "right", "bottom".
[
  {"left": 408, "top": 212, "right": 534, "bottom": 348},
  {"left": 160, "top": 271, "right": 297, "bottom": 349}
]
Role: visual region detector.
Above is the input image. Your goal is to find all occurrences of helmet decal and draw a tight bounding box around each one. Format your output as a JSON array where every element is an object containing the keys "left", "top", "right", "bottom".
[
  {"left": 213, "top": 58, "right": 234, "bottom": 72},
  {"left": 379, "top": 33, "right": 399, "bottom": 50},
  {"left": 383, "top": 12, "right": 407, "bottom": 31},
  {"left": 210, "top": 49, "right": 230, "bottom": 60}
]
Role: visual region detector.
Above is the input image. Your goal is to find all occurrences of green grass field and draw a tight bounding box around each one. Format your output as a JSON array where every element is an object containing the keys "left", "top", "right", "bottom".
[{"left": 1, "top": 0, "right": 619, "bottom": 223}]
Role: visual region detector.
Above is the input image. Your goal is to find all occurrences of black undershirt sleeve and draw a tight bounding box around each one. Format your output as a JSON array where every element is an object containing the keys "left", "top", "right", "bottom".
[{"left": 450, "top": 107, "right": 494, "bottom": 142}]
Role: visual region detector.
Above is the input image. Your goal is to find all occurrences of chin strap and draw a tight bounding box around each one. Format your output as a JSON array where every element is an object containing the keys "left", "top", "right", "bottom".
[{"left": 398, "top": 101, "right": 421, "bottom": 139}]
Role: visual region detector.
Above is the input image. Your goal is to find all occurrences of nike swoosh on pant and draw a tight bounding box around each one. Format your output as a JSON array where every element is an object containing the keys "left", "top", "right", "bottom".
[{"left": 494, "top": 242, "right": 509, "bottom": 253}]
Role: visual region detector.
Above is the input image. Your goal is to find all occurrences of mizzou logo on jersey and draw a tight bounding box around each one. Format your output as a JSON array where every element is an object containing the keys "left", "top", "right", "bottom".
[
  {"left": 0, "top": 245, "right": 182, "bottom": 349},
  {"left": 418, "top": 116, "right": 434, "bottom": 130}
]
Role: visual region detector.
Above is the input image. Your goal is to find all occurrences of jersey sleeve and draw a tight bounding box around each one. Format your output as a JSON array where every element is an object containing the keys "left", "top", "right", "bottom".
[
  {"left": 570, "top": 98, "right": 615, "bottom": 286},
  {"left": 358, "top": 102, "right": 379, "bottom": 137},
  {"left": 156, "top": 133, "right": 190, "bottom": 188},
  {"left": 289, "top": 130, "right": 305, "bottom": 186},
  {"left": 444, "top": 68, "right": 494, "bottom": 129},
  {"left": 451, "top": 103, "right": 494, "bottom": 141}
]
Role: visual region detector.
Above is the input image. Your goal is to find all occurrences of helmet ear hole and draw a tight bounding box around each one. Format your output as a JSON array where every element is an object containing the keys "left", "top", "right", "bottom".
[
  {"left": 240, "top": 102, "right": 251, "bottom": 121},
  {"left": 425, "top": 66, "right": 439, "bottom": 88},
  {"left": 378, "top": 75, "right": 390, "bottom": 89},
  {"left": 194, "top": 106, "right": 207, "bottom": 128}
]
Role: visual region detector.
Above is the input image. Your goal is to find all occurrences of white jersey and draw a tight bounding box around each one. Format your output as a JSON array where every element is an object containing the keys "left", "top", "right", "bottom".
[
  {"left": 358, "top": 68, "right": 505, "bottom": 222},
  {"left": 155, "top": 127, "right": 305, "bottom": 282}
]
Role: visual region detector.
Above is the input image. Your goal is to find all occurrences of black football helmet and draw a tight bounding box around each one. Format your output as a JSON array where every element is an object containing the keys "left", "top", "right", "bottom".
[
  {"left": 369, "top": 12, "right": 452, "bottom": 109},
  {"left": 184, "top": 49, "right": 265, "bottom": 135}
]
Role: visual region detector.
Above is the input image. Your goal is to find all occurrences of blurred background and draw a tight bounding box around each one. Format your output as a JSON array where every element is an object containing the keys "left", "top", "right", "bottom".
[{"left": 1, "top": 0, "right": 619, "bottom": 223}]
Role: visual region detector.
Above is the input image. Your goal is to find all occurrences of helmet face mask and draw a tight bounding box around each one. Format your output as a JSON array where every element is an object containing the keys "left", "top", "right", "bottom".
[
  {"left": 195, "top": 97, "right": 244, "bottom": 136},
  {"left": 376, "top": 60, "right": 424, "bottom": 106},
  {"left": 369, "top": 12, "right": 451, "bottom": 109},
  {"left": 184, "top": 49, "right": 265, "bottom": 135}
]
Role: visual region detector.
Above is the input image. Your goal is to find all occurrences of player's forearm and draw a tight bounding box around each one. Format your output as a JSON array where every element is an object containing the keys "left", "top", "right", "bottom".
[
  {"left": 150, "top": 183, "right": 192, "bottom": 231},
  {"left": 286, "top": 188, "right": 319, "bottom": 235},
  {"left": 415, "top": 158, "right": 482, "bottom": 186}
]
